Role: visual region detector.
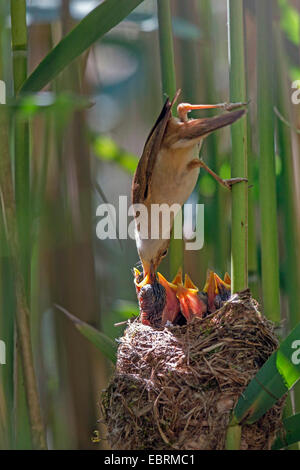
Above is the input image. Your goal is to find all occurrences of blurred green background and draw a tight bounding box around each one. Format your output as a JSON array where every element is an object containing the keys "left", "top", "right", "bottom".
[{"left": 0, "top": 0, "right": 300, "bottom": 449}]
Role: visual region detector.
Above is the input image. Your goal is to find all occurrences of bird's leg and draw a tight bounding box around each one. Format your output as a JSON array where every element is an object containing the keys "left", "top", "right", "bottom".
[
  {"left": 177, "top": 101, "right": 247, "bottom": 122},
  {"left": 187, "top": 158, "right": 248, "bottom": 190}
]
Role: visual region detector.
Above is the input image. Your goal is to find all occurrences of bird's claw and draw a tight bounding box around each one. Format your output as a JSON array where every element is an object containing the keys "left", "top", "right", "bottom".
[{"left": 222, "top": 177, "right": 248, "bottom": 190}]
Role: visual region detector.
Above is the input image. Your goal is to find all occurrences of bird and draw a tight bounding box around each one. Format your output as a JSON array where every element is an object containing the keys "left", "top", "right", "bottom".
[
  {"left": 132, "top": 90, "right": 247, "bottom": 287},
  {"left": 134, "top": 267, "right": 180, "bottom": 327}
]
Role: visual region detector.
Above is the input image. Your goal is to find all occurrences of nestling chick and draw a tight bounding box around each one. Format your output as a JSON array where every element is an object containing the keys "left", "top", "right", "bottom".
[
  {"left": 134, "top": 268, "right": 181, "bottom": 327},
  {"left": 134, "top": 267, "right": 232, "bottom": 327},
  {"left": 132, "top": 90, "right": 247, "bottom": 282}
]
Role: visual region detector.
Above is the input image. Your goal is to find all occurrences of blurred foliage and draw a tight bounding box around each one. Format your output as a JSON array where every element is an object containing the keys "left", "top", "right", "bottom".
[
  {"left": 0, "top": 0, "right": 300, "bottom": 450},
  {"left": 91, "top": 134, "right": 138, "bottom": 174},
  {"left": 278, "top": 0, "right": 300, "bottom": 46}
]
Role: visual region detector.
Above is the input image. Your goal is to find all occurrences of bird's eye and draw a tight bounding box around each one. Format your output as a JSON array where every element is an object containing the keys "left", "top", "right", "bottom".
[{"left": 162, "top": 249, "right": 168, "bottom": 258}]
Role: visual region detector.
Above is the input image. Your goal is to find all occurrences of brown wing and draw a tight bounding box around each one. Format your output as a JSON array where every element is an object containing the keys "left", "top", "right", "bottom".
[
  {"left": 177, "top": 108, "right": 246, "bottom": 141},
  {"left": 164, "top": 108, "right": 246, "bottom": 147},
  {"left": 131, "top": 90, "right": 181, "bottom": 205}
]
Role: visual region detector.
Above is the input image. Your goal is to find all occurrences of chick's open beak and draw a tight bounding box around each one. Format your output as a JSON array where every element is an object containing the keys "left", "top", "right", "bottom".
[
  {"left": 134, "top": 260, "right": 156, "bottom": 291},
  {"left": 156, "top": 272, "right": 180, "bottom": 325},
  {"left": 203, "top": 271, "right": 232, "bottom": 313},
  {"left": 170, "top": 269, "right": 207, "bottom": 322},
  {"left": 214, "top": 273, "right": 231, "bottom": 298},
  {"left": 203, "top": 271, "right": 216, "bottom": 313}
]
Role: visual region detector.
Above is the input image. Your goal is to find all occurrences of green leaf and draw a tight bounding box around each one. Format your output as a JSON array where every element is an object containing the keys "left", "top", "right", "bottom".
[
  {"left": 55, "top": 304, "right": 117, "bottom": 364},
  {"left": 21, "top": 0, "right": 144, "bottom": 93},
  {"left": 233, "top": 322, "right": 300, "bottom": 424},
  {"left": 272, "top": 413, "right": 300, "bottom": 449}
]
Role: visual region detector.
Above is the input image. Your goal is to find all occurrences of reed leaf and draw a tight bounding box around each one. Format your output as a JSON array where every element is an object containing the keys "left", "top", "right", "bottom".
[
  {"left": 21, "top": 0, "right": 144, "bottom": 93},
  {"left": 55, "top": 305, "right": 117, "bottom": 364},
  {"left": 233, "top": 322, "right": 300, "bottom": 425},
  {"left": 272, "top": 412, "right": 300, "bottom": 449}
]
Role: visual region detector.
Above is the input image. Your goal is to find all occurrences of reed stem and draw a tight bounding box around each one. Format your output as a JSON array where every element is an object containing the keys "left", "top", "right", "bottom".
[
  {"left": 0, "top": 108, "right": 47, "bottom": 449},
  {"left": 10, "top": 0, "right": 30, "bottom": 292},
  {"left": 157, "top": 0, "right": 176, "bottom": 102},
  {"left": 9, "top": 1, "right": 47, "bottom": 449},
  {"left": 225, "top": 420, "right": 241, "bottom": 450},
  {"left": 227, "top": 0, "right": 248, "bottom": 293},
  {"left": 198, "top": 0, "right": 229, "bottom": 274},
  {"left": 157, "top": 0, "right": 182, "bottom": 276},
  {"left": 256, "top": 0, "right": 281, "bottom": 322}
]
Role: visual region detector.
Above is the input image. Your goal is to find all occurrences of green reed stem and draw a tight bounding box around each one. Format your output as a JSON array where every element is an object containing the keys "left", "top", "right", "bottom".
[
  {"left": 9, "top": 1, "right": 47, "bottom": 449},
  {"left": 157, "top": 0, "right": 176, "bottom": 102},
  {"left": 11, "top": 0, "right": 31, "bottom": 450},
  {"left": 225, "top": 419, "right": 241, "bottom": 451},
  {"left": 10, "top": 0, "right": 30, "bottom": 292},
  {"left": 256, "top": 0, "right": 281, "bottom": 322},
  {"left": 0, "top": 108, "right": 47, "bottom": 449},
  {"left": 157, "top": 0, "right": 182, "bottom": 276},
  {"left": 0, "top": 2, "right": 14, "bottom": 449},
  {"left": 198, "top": 0, "right": 229, "bottom": 273},
  {"left": 228, "top": 0, "right": 248, "bottom": 293}
]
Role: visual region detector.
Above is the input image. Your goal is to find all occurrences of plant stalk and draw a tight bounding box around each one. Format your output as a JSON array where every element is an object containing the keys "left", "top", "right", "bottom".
[
  {"left": 256, "top": 0, "right": 281, "bottom": 322},
  {"left": 157, "top": 0, "right": 176, "bottom": 103},
  {"left": 157, "top": 0, "right": 182, "bottom": 276},
  {"left": 0, "top": 108, "right": 47, "bottom": 449},
  {"left": 225, "top": 420, "right": 241, "bottom": 450},
  {"left": 198, "top": 0, "right": 230, "bottom": 274},
  {"left": 9, "top": 1, "right": 47, "bottom": 449},
  {"left": 227, "top": 0, "right": 248, "bottom": 293},
  {"left": 10, "top": 0, "right": 30, "bottom": 292}
]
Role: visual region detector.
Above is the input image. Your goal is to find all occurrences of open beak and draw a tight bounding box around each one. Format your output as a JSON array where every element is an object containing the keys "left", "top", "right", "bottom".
[
  {"left": 202, "top": 271, "right": 232, "bottom": 313},
  {"left": 134, "top": 268, "right": 151, "bottom": 292},
  {"left": 224, "top": 272, "right": 231, "bottom": 286},
  {"left": 134, "top": 260, "right": 156, "bottom": 291},
  {"left": 170, "top": 269, "right": 207, "bottom": 322},
  {"left": 157, "top": 272, "right": 180, "bottom": 325},
  {"left": 177, "top": 101, "right": 247, "bottom": 123},
  {"left": 214, "top": 273, "right": 231, "bottom": 301},
  {"left": 203, "top": 270, "right": 216, "bottom": 313}
]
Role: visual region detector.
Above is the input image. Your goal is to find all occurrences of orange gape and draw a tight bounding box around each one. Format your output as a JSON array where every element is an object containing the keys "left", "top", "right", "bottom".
[{"left": 134, "top": 268, "right": 231, "bottom": 327}]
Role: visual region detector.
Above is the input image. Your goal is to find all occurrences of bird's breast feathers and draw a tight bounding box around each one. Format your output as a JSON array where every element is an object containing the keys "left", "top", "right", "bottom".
[{"left": 150, "top": 143, "right": 201, "bottom": 207}]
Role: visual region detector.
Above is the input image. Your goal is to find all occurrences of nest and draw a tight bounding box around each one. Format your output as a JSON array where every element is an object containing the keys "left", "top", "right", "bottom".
[{"left": 101, "top": 290, "right": 285, "bottom": 450}]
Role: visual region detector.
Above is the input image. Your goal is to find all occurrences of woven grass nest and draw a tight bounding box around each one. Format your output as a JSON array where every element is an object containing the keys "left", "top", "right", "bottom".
[{"left": 101, "top": 289, "right": 285, "bottom": 450}]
